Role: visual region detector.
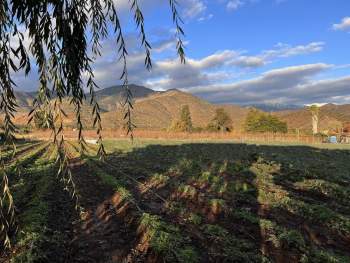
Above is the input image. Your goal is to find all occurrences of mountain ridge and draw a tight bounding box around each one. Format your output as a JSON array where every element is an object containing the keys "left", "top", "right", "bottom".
[{"left": 11, "top": 85, "right": 350, "bottom": 132}]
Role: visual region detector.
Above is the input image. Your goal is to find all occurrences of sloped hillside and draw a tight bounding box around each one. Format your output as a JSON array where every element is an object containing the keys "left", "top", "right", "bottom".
[
  {"left": 13, "top": 84, "right": 155, "bottom": 112},
  {"left": 275, "top": 107, "right": 344, "bottom": 133},
  {"left": 14, "top": 91, "right": 36, "bottom": 111},
  {"left": 9, "top": 85, "right": 350, "bottom": 133},
  {"left": 90, "top": 84, "right": 155, "bottom": 111},
  {"left": 13, "top": 98, "right": 97, "bottom": 128},
  {"left": 320, "top": 104, "right": 350, "bottom": 123},
  {"left": 101, "top": 89, "right": 249, "bottom": 130}
]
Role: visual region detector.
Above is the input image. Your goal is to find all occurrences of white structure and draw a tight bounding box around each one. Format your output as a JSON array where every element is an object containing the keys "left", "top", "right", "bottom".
[{"left": 86, "top": 139, "right": 98, "bottom": 145}]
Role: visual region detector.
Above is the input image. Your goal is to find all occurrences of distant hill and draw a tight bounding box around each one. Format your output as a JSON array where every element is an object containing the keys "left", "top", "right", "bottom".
[
  {"left": 95, "top": 84, "right": 154, "bottom": 97},
  {"left": 14, "top": 91, "right": 36, "bottom": 111},
  {"left": 100, "top": 89, "right": 249, "bottom": 130},
  {"left": 9, "top": 85, "right": 350, "bottom": 133},
  {"left": 13, "top": 87, "right": 249, "bottom": 130},
  {"left": 275, "top": 104, "right": 350, "bottom": 133},
  {"left": 90, "top": 84, "right": 155, "bottom": 111},
  {"left": 12, "top": 97, "right": 98, "bottom": 128},
  {"left": 320, "top": 104, "right": 350, "bottom": 123},
  {"left": 12, "top": 84, "right": 155, "bottom": 112},
  {"left": 247, "top": 103, "right": 302, "bottom": 112}
]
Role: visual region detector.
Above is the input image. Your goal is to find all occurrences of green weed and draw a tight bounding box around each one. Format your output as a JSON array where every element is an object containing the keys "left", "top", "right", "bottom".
[{"left": 139, "top": 213, "right": 198, "bottom": 262}]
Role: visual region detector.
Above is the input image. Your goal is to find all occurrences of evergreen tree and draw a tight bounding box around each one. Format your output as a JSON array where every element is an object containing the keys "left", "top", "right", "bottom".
[
  {"left": 169, "top": 105, "right": 193, "bottom": 132},
  {"left": 180, "top": 105, "right": 193, "bottom": 132}
]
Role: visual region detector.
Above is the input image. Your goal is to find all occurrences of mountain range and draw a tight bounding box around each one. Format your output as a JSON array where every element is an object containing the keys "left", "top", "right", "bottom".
[
  {"left": 11, "top": 85, "right": 350, "bottom": 132},
  {"left": 247, "top": 103, "right": 302, "bottom": 112}
]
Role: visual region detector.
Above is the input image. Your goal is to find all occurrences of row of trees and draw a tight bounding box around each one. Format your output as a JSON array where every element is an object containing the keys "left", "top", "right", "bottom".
[
  {"left": 169, "top": 105, "right": 233, "bottom": 133},
  {"left": 169, "top": 106, "right": 288, "bottom": 134},
  {"left": 245, "top": 106, "right": 322, "bottom": 135},
  {"left": 32, "top": 103, "right": 322, "bottom": 135},
  {"left": 34, "top": 104, "right": 289, "bottom": 134}
]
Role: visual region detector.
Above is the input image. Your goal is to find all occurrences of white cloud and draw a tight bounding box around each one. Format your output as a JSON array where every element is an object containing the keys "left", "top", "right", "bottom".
[
  {"left": 15, "top": 37, "right": 328, "bottom": 94},
  {"left": 185, "top": 63, "right": 350, "bottom": 105},
  {"left": 333, "top": 17, "right": 350, "bottom": 31},
  {"left": 113, "top": 0, "right": 166, "bottom": 11},
  {"left": 227, "top": 0, "right": 243, "bottom": 11},
  {"left": 230, "top": 56, "right": 265, "bottom": 67},
  {"left": 182, "top": 0, "right": 207, "bottom": 19},
  {"left": 187, "top": 63, "right": 331, "bottom": 94},
  {"left": 225, "top": 0, "right": 262, "bottom": 12},
  {"left": 227, "top": 42, "right": 325, "bottom": 68},
  {"left": 58, "top": 40, "right": 326, "bottom": 92},
  {"left": 198, "top": 14, "right": 214, "bottom": 22},
  {"left": 13, "top": 24, "right": 344, "bottom": 106},
  {"left": 113, "top": 0, "right": 208, "bottom": 21},
  {"left": 304, "top": 103, "right": 329, "bottom": 107},
  {"left": 262, "top": 42, "right": 325, "bottom": 59}
]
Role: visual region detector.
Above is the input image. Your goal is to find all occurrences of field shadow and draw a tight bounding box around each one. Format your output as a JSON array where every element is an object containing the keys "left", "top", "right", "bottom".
[
  {"left": 1, "top": 143, "right": 77, "bottom": 263},
  {"left": 68, "top": 142, "right": 350, "bottom": 263}
]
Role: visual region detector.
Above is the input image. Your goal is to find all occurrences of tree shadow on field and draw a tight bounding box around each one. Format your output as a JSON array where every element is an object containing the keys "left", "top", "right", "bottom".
[
  {"left": 262, "top": 145, "right": 350, "bottom": 260},
  {"left": 1, "top": 142, "right": 77, "bottom": 263},
  {"left": 68, "top": 142, "right": 350, "bottom": 263}
]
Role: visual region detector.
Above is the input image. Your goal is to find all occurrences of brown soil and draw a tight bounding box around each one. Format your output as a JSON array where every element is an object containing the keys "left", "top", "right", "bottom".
[{"left": 67, "top": 162, "right": 148, "bottom": 263}]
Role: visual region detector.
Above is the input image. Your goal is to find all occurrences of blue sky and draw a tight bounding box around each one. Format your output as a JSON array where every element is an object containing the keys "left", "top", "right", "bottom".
[{"left": 15, "top": 0, "right": 350, "bottom": 105}]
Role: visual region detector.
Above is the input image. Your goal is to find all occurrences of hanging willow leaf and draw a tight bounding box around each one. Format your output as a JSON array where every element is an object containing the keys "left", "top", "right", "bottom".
[{"left": 0, "top": 0, "right": 186, "bottom": 251}]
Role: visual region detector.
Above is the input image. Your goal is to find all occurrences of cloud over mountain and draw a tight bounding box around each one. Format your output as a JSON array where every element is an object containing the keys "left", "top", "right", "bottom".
[
  {"left": 187, "top": 64, "right": 350, "bottom": 105},
  {"left": 10, "top": 2, "right": 350, "bottom": 107}
]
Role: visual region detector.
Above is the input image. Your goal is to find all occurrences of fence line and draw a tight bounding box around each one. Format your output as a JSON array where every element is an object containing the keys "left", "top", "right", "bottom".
[{"left": 24, "top": 129, "right": 323, "bottom": 144}]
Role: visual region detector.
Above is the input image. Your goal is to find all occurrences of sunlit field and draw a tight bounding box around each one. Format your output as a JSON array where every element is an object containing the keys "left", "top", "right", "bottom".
[
  {"left": 2, "top": 0, "right": 350, "bottom": 262},
  {"left": 22, "top": 129, "right": 326, "bottom": 145},
  {"left": 1, "top": 138, "right": 350, "bottom": 262}
]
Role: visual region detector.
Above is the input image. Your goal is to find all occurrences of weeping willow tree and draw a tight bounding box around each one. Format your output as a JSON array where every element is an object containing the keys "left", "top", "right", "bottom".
[{"left": 0, "top": 0, "right": 185, "bottom": 250}]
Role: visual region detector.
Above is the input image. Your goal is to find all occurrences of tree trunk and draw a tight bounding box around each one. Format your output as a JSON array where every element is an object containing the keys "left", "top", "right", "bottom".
[{"left": 312, "top": 114, "right": 318, "bottom": 135}]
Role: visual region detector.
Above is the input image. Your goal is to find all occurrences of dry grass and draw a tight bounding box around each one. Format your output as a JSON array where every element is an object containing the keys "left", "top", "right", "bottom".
[{"left": 22, "top": 129, "right": 324, "bottom": 144}]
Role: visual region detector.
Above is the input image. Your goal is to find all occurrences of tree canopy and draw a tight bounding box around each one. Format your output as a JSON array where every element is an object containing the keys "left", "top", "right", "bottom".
[
  {"left": 207, "top": 108, "right": 233, "bottom": 132},
  {"left": 245, "top": 109, "right": 288, "bottom": 133},
  {"left": 169, "top": 105, "right": 193, "bottom": 132}
]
